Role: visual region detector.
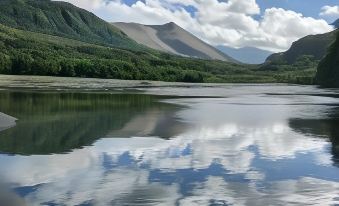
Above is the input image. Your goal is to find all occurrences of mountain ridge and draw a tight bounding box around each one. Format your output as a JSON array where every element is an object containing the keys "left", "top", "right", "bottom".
[
  {"left": 265, "top": 30, "right": 338, "bottom": 65},
  {"left": 332, "top": 19, "right": 339, "bottom": 29},
  {"left": 113, "top": 22, "right": 236, "bottom": 62},
  {"left": 261, "top": 29, "right": 339, "bottom": 73}
]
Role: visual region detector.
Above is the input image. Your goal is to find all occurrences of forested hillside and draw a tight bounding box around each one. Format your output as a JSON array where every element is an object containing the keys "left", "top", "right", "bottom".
[
  {"left": 0, "top": 0, "right": 139, "bottom": 49},
  {"left": 316, "top": 32, "right": 339, "bottom": 87},
  {"left": 262, "top": 30, "right": 338, "bottom": 72},
  {"left": 0, "top": 23, "right": 266, "bottom": 83}
]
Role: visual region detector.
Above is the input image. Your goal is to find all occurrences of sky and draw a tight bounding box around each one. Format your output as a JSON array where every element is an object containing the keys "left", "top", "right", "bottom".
[{"left": 61, "top": 0, "right": 339, "bottom": 52}]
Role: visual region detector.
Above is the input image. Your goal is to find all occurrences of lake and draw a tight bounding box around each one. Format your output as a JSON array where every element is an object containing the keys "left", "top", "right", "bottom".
[{"left": 0, "top": 75, "right": 339, "bottom": 205}]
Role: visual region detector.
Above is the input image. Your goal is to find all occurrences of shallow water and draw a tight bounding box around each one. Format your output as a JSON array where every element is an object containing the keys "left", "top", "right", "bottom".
[{"left": 0, "top": 77, "right": 339, "bottom": 205}]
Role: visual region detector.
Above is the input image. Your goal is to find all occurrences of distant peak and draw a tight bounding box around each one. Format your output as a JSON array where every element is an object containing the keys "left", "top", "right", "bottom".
[
  {"left": 161, "top": 22, "right": 185, "bottom": 31},
  {"left": 332, "top": 19, "right": 339, "bottom": 29},
  {"left": 165, "top": 22, "right": 176, "bottom": 25},
  {"left": 163, "top": 22, "right": 178, "bottom": 27}
]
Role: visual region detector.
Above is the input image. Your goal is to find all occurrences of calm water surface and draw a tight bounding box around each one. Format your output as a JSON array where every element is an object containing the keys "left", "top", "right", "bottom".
[{"left": 0, "top": 78, "right": 339, "bottom": 205}]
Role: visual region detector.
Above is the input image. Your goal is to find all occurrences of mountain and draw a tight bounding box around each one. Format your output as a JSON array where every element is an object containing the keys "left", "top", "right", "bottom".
[
  {"left": 0, "top": 0, "right": 320, "bottom": 84},
  {"left": 0, "top": 0, "right": 139, "bottom": 49},
  {"left": 316, "top": 32, "right": 339, "bottom": 87},
  {"left": 265, "top": 30, "right": 338, "bottom": 65},
  {"left": 217, "top": 46, "right": 273, "bottom": 64},
  {"left": 332, "top": 19, "right": 339, "bottom": 29},
  {"left": 112, "top": 22, "right": 236, "bottom": 62}
]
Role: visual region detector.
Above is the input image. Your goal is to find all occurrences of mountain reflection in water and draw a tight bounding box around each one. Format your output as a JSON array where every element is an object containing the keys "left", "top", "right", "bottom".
[
  {"left": 0, "top": 91, "right": 185, "bottom": 155},
  {"left": 0, "top": 87, "right": 339, "bottom": 206}
]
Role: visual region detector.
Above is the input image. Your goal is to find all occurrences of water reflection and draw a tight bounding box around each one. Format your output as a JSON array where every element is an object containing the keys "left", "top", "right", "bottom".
[
  {"left": 289, "top": 114, "right": 339, "bottom": 167},
  {"left": 0, "top": 91, "right": 184, "bottom": 155},
  {"left": 0, "top": 185, "right": 25, "bottom": 206},
  {"left": 0, "top": 112, "right": 16, "bottom": 132},
  {"left": 0, "top": 88, "right": 339, "bottom": 205}
]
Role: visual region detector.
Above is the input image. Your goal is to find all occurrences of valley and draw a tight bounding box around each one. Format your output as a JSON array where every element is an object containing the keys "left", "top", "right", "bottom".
[{"left": 0, "top": 0, "right": 337, "bottom": 85}]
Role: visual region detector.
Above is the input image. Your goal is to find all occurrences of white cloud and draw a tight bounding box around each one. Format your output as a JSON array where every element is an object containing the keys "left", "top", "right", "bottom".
[
  {"left": 320, "top": 5, "right": 339, "bottom": 17},
  {"left": 60, "top": 0, "right": 333, "bottom": 52}
]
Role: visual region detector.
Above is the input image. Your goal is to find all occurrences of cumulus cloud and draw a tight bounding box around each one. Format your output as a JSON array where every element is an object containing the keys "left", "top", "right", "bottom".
[
  {"left": 60, "top": 0, "right": 333, "bottom": 52},
  {"left": 320, "top": 5, "right": 339, "bottom": 17}
]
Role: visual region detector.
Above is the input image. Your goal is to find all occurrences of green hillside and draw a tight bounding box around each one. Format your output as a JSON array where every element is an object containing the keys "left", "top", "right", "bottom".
[
  {"left": 316, "top": 32, "right": 339, "bottom": 87},
  {"left": 0, "top": 0, "right": 139, "bottom": 49},
  {"left": 262, "top": 30, "right": 338, "bottom": 72}
]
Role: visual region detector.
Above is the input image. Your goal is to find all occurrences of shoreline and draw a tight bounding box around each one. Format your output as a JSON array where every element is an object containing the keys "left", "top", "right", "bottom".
[{"left": 0, "top": 74, "right": 304, "bottom": 91}]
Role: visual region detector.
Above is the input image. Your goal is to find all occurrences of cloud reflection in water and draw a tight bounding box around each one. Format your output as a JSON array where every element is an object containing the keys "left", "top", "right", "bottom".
[{"left": 0, "top": 91, "right": 339, "bottom": 205}]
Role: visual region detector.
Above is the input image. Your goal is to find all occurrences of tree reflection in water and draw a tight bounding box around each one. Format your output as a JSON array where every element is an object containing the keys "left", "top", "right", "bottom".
[{"left": 0, "top": 91, "right": 186, "bottom": 155}]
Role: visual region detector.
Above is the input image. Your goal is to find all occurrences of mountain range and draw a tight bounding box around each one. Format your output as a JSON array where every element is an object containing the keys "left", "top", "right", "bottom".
[
  {"left": 0, "top": 0, "right": 338, "bottom": 86},
  {"left": 112, "top": 22, "right": 235, "bottom": 62}
]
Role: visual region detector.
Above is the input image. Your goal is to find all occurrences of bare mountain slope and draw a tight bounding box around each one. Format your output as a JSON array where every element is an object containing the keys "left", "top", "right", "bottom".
[{"left": 113, "top": 22, "right": 236, "bottom": 62}]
